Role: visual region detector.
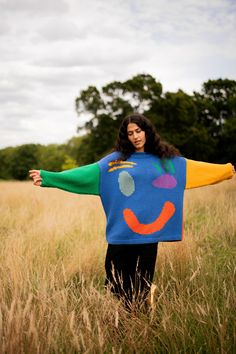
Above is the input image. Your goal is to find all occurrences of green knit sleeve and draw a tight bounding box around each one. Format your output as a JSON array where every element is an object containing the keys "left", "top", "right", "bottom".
[{"left": 40, "top": 162, "right": 100, "bottom": 195}]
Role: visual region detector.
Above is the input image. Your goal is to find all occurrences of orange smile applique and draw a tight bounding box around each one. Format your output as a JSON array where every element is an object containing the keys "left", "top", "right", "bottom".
[{"left": 123, "top": 201, "right": 175, "bottom": 235}]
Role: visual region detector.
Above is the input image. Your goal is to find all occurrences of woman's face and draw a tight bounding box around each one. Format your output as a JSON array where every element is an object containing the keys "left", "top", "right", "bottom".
[{"left": 127, "top": 123, "right": 146, "bottom": 152}]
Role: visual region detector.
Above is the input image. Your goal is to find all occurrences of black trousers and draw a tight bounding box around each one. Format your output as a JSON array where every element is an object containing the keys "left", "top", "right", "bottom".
[{"left": 105, "top": 243, "right": 158, "bottom": 306}]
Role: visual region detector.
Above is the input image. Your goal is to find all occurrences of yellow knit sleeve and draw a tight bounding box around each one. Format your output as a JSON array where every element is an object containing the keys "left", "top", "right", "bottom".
[{"left": 185, "top": 159, "right": 234, "bottom": 189}]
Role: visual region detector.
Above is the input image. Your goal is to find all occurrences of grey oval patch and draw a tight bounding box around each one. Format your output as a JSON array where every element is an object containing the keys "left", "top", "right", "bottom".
[{"left": 118, "top": 171, "right": 135, "bottom": 197}]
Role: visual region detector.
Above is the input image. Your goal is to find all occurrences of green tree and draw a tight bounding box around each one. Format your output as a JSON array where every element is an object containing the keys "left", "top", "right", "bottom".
[
  {"left": 150, "top": 90, "right": 216, "bottom": 160},
  {"left": 75, "top": 75, "right": 236, "bottom": 164},
  {"left": 61, "top": 156, "right": 77, "bottom": 170},
  {"left": 194, "top": 79, "right": 236, "bottom": 162},
  {"left": 10, "top": 144, "right": 39, "bottom": 180},
  {"left": 63, "top": 136, "right": 84, "bottom": 161},
  {"left": 0, "top": 147, "right": 16, "bottom": 179},
  {"left": 218, "top": 94, "right": 236, "bottom": 165},
  {"left": 37, "top": 144, "right": 67, "bottom": 171}
]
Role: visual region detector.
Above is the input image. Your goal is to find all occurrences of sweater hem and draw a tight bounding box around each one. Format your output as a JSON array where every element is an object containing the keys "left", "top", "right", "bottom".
[{"left": 106, "top": 235, "right": 183, "bottom": 244}]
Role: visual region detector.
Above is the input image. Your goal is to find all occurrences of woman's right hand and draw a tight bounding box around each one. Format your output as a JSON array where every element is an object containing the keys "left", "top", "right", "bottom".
[{"left": 29, "top": 170, "right": 42, "bottom": 186}]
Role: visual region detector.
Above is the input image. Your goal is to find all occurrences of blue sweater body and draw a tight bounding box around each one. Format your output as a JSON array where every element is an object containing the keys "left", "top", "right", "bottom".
[{"left": 98, "top": 152, "right": 186, "bottom": 244}]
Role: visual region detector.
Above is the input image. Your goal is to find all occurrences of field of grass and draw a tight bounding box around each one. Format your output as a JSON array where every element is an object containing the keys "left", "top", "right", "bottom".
[{"left": 0, "top": 178, "right": 235, "bottom": 353}]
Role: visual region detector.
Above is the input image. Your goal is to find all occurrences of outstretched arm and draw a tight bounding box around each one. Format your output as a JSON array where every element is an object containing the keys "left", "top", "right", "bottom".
[
  {"left": 185, "top": 159, "right": 235, "bottom": 189},
  {"left": 29, "top": 163, "right": 100, "bottom": 195}
]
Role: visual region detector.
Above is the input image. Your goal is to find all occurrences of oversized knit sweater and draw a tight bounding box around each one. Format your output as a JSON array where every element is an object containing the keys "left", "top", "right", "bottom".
[{"left": 40, "top": 152, "right": 234, "bottom": 244}]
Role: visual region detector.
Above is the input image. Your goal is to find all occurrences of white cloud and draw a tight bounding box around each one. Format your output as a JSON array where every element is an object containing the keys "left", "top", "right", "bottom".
[
  {"left": 36, "top": 18, "right": 87, "bottom": 41},
  {"left": 0, "top": 0, "right": 235, "bottom": 148},
  {"left": 0, "top": 0, "right": 68, "bottom": 15}
]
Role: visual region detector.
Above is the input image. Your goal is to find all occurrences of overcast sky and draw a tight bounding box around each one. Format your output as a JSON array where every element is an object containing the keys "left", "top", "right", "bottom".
[{"left": 0, "top": 0, "right": 236, "bottom": 149}]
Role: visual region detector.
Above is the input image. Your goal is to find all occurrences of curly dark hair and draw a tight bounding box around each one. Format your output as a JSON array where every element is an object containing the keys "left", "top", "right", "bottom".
[{"left": 114, "top": 113, "right": 180, "bottom": 159}]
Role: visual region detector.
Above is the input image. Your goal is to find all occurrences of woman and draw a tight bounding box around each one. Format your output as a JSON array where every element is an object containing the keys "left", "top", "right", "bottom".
[{"left": 29, "top": 113, "right": 235, "bottom": 309}]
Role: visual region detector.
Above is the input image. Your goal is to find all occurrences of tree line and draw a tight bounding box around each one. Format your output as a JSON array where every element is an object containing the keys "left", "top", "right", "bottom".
[{"left": 0, "top": 74, "right": 235, "bottom": 180}]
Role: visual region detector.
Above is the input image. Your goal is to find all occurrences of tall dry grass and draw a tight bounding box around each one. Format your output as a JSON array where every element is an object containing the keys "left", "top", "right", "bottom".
[{"left": 0, "top": 179, "right": 235, "bottom": 353}]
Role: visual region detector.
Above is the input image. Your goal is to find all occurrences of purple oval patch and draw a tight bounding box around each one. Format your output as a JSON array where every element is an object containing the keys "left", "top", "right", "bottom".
[{"left": 152, "top": 174, "right": 177, "bottom": 189}]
